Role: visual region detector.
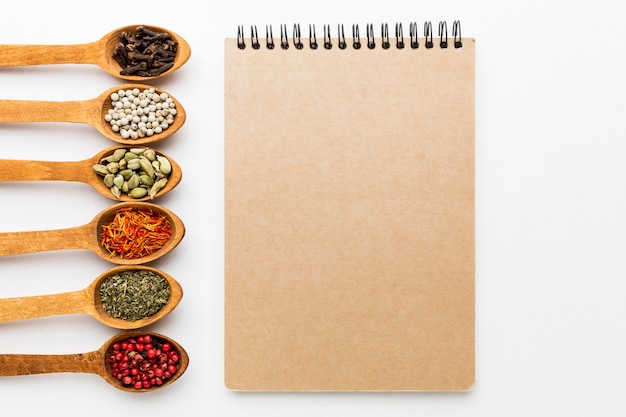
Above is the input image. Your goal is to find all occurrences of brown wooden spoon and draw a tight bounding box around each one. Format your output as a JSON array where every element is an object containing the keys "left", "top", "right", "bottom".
[
  {"left": 0, "top": 201, "right": 185, "bottom": 265},
  {"left": 0, "top": 24, "right": 191, "bottom": 81},
  {"left": 0, "top": 83, "right": 186, "bottom": 145},
  {"left": 0, "top": 265, "right": 183, "bottom": 329},
  {"left": 0, "top": 145, "right": 182, "bottom": 202},
  {"left": 0, "top": 330, "right": 189, "bottom": 393}
]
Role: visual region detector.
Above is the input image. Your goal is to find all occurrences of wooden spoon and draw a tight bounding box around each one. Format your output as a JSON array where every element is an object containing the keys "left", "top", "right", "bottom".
[
  {"left": 0, "top": 145, "right": 182, "bottom": 202},
  {"left": 0, "top": 265, "right": 183, "bottom": 329},
  {"left": 0, "top": 83, "right": 186, "bottom": 145},
  {"left": 0, "top": 24, "right": 191, "bottom": 81},
  {"left": 0, "top": 330, "right": 189, "bottom": 393},
  {"left": 0, "top": 201, "right": 185, "bottom": 265}
]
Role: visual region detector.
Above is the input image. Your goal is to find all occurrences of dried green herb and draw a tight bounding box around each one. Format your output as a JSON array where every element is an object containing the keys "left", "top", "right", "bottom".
[{"left": 100, "top": 270, "right": 170, "bottom": 321}]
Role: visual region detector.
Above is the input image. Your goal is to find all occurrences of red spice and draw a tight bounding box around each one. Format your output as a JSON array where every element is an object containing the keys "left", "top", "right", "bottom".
[
  {"left": 100, "top": 206, "right": 173, "bottom": 259},
  {"left": 109, "top": 334, "right": 181, "bottom": 390}
]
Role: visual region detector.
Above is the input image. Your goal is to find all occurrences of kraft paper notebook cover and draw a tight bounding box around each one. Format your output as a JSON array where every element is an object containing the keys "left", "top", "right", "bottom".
[{"left": 224, "top": 21, "right": 475, "bottom": 391}]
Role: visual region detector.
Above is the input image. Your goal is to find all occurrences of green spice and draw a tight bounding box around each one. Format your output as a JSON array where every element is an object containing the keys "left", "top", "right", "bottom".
[{"left": 100, "top": 270, "right": 171, "bottom": 321}]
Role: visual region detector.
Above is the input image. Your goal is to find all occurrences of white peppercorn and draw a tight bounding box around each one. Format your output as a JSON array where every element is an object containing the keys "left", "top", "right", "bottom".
[{"left": 106, "top": 88, "right": 177, "bottom": 140}]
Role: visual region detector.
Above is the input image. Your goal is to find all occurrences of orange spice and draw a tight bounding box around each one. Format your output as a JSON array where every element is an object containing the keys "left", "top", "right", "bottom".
[{"left": 101, "top": 206, "right": 172, "bottom": 259}]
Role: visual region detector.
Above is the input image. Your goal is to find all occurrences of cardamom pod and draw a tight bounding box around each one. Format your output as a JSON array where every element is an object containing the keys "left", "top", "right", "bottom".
[
  {"left": 109, "top": 148, "right": 128, "bottom": 162},
  {"left": 156, "top": 155, "right": 172, "bottom": 174},
  {"left": 113, "top": 174, "right": 125, "bottom": 188},
  {"left": 103, "top": 173, "right": 115, "bottom": 188},
  {"left": 129, "top": 187, "right": 148, "bottom": 198},
  {"left": 119, "top": 169, "right": 133, "bottom": 180},
  {"left": 126, "top": 159, "right": 141, "bottom": 170},
  {"left": 124, "top": 152, "right": 140, "bottom": 161},
  {"left": 110, "top": 185, "right": 121, "bottom": 199},
  {"left": 127, "top": 173, "right": 140, "bottom": 189},
  {"left": 143, "top": 149, "right": 157, "bottom": 161},
  {"left": 149, "top": 178, "right": 168, "bottom": 199},
  {"left": 92, "top": 164, "right": 109, "bottom": 176},
  {"left": 106, "top": 162, "right": 120, "bottom": 174},
  {"left": 138, "top": 156, "right": 155, "bottom": 178},
  {"left": 139, "top": 175, "right": 154, "bottom": 186}
]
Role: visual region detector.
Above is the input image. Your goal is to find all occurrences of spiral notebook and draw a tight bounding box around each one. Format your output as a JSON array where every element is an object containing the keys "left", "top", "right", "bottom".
[{"left": 224, "top": 21, "right": 475, "bottom": 391}]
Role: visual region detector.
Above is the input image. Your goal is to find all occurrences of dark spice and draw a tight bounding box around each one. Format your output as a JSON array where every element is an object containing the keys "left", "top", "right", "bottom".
[
  {"left": 100, "top": 270, "right": 171, "bottom": 321},
  {"left": 112, "top": 25, "right": 178, "bottom": 77}
]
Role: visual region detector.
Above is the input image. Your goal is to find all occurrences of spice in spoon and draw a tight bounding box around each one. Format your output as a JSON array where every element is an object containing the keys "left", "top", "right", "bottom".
[
  {"left": 112, "top": 26, "right": 178, "bottom": 77},
  {"left": 100, "top": 270, "right": 171, "bottom": 321},
  {"left": 109, "top": 334, "right": 181, "bottom": 390},
  {"left": 100, "top": 206, "right": 173, "bottom": 259},
  {"left": 92, "top": 147, "right": 172, "bottom": 200},
  {"left": 104, "top": 87, "right": 178, "bottom": 140}
]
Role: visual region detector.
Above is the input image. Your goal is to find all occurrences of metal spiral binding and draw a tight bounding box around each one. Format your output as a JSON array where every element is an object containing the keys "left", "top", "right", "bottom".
[
  {"left": 439, "top": 21, "right": 448, "bottom": 48},
  {"left": 395, "top": 23, "right": 405, "bottom": 49},
  {"left": 409, "top": 22, "right": 419, "bottom": 48},
  {"left": 309, "top": 25, "right": 318, "bottom": 49},
  {"left": 453, "top": 20, "right": 462, "bottom": 48},
  {"left": 236, "top": 21, "right": 462, "bottom": 50},
  {"left": 323, "top": 25, "right": 332, "bottom": 49},
  {"left": 366, "top": 24, "right": 376, "bottom": 49},
  {"left": 266, "top": 25, "right": 275, "bottom": 49},
  {"left": 381, "top": 24, "right": 390, "bottom": 49},
  {"left": 338, "top": 25, "right": 347, "bottom": 49},
  {"left": 352, "top": 24, "right": 361, "bottom": 49},
  {"left": 424, "top": 21, "right": 433, "bottom": 49}
]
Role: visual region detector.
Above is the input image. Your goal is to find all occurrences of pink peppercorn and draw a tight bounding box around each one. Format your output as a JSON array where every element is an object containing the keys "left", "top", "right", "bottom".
[{"left": 109, "top": 334, "right": 181, "bottom": 390}]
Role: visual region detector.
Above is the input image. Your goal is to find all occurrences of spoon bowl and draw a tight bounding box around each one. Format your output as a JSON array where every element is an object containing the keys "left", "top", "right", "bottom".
[
  {"left": 0, "top": 24, "right": 191, "bottom": 81},
  {"left": 0, "top": 145, "right": 183, "bottom": 201},
  {"left": 0, "top": 201, "right": 185, "bottom": 265},
  {"left": 0, "top": 265, "right": 183, "bottom": 329},
  {"left": 0, "top": 330, "right": 189, "bottom": 392},
  {"left": 0, "top": 83, "right": 186, "bottom": 145}
]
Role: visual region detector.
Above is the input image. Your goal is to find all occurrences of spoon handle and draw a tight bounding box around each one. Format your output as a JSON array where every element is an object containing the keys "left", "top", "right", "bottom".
[
  {"left": 0, "top": 159, "right": 87, "bottom": 182},
  {"left": 0, "top": 224, "right": 95, "bottom": 256},
  {"left": 0, "top": 352, "right": 102, "bottom": 376},
  {"left": 0, "top": 99, "right": 95, "bottom": 123},
  {"left": 0, "top": 42, "right": 102, "bottom": 66},
  {"left": 0, "top": 290, "right": 91, "bottom": 323}
]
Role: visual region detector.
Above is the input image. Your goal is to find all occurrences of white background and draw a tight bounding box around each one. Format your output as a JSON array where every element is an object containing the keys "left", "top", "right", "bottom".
[{"left": 0, "top": 0, "right": 625, "bottom": 415}]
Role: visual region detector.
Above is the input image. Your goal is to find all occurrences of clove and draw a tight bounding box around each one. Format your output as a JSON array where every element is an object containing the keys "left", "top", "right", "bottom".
[
  {"left": 120, "top": 61, "right": 148, "bottom": 76},
  {"left": 112, "top": 26, "right": 179, "bottom": 77}
]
